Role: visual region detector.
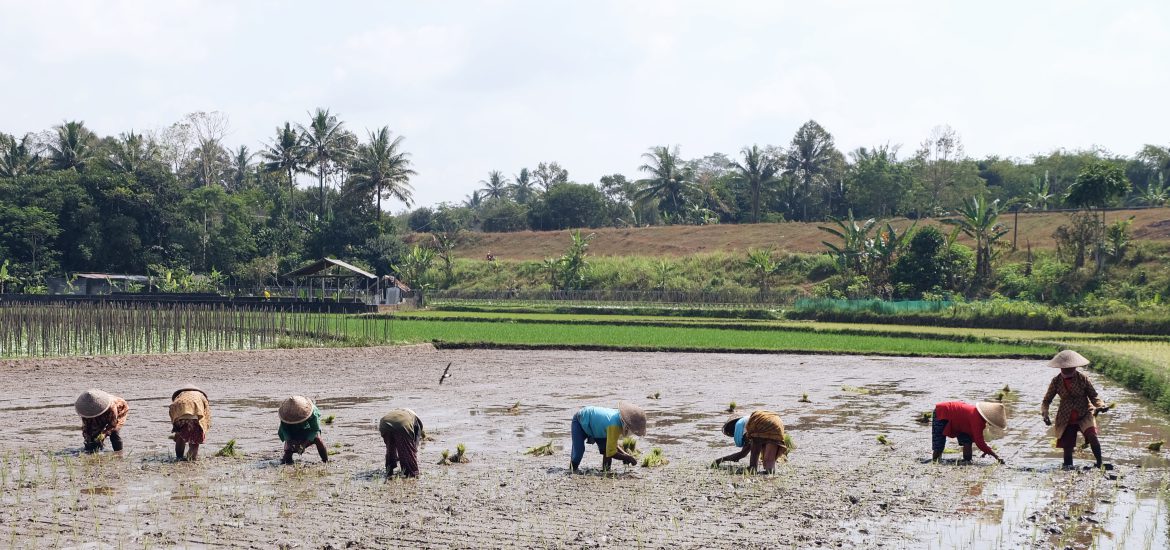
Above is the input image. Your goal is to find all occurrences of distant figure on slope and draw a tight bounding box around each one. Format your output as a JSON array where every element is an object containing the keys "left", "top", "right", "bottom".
[
  {"left": 379, "top": 408, "right": 425, "bottom": 478},
  {"left": 278, "top": 396, "right": 328, "bottom": 465},
  {"left": 569, "top": 403, "right": 646, "bottom": 472},
  {"left": 169, "top": 385, "right": 211, "bottom": 461},
  {"left": 714, "top": 410, "right": 789, "bottom": 474},
  {"left": 930, "top": 401, "right": 1007, "bottom": 464},
  {"left": 75, "top": 389, "right": 130, "bottom": 454},
  {"left": 1042, "top": 350, "right": 1112, "bottom": 470}
]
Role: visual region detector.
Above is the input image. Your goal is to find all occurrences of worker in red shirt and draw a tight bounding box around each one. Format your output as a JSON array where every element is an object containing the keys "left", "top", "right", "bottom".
[{"left": 930, "top": 401, "right": 1007, "bottom": 464}]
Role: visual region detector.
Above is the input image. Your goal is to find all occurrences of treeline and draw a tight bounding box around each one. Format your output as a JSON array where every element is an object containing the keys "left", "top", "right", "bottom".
[{"left": 1, "top": 111, "right": 1168, "bottom": 290}]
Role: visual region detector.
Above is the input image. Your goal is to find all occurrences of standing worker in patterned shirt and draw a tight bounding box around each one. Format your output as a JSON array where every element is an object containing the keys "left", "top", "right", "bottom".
[
  {"left": 714, "top": 410, "right": 790, "bottom": 474},
  {"left": 930, "top": 401, "right": 1008, "bottom": 464},
  {"left": 169, "top": 385, "right": 211, "bottom": 461},
  {"left": 75, "top": 389, "right": 130, "bottom": 453},
  {"left": 569, "top": 403, "right": 646, "bottom": 472},
  {"left": 1042, "top": 350, "right": 1112, "bottom": 470}
]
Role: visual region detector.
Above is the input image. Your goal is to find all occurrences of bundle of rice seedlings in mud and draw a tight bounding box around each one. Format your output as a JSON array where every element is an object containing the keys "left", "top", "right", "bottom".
[
  {"left": 876, "top": 434, "right": 890, "bottom": 446},
  {"left": 507, "top": 401, "right": 521, "bottom": 414},
  {"left": 525, "top": 441, "right": 555, "bottom": 456},
  {"left": 640, "top": 447, "right": 668, "bottom": 468},
  {"left": 727, "top": 401, "right": 737, "bottom": 413},
  {"left": 322, "top": 415, "right": 336, "bottom": 425},
  {"left": 437, "top": 449, "right": 452, "bottom": 465},
  {"left": 784, "top": 433, "right": 796, "bottom": 452},
  {"left": 214, "top": 439, "right": 240, "bottom": 458},
  {"left": 1148, "top": 441, "right": 1164, "bottom": 452},
  {"left": 916, "top": 411, "right": 933, "bottom": 424},
  {"left": 647, "top": 392, "right": 661, "bottom": 400},
  {"left": 799, "top": 393, "right": 810, "bottom": 403},
  {"left": 451, "top": 443, "right": 469, "bottom": 463}
]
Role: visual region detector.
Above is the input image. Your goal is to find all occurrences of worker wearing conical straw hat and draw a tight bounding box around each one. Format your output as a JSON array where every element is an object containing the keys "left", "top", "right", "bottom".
[
  {"left": 1042, "top": 350, "right": 1112, "bottom": 470},
  {"left": 569, "top": 402, "right": 646, "bottom": 472},
  {"left": 379, "top": 408, "right": 425, "bottom": 478},
  {"left": 277, "top": 396, "right": 328, "bottom": 465},
  {"left": 714, "top": 410, "right": 789, "bottom": 474},
  {"left": 169, "top": 385, "right": 211, "bottom": 461},
  {"left": 930, "top": 401, "right": 1007, "bottom": 464},
  {"left": 75, "top": 389, "right": 130, "bottom": 454}
]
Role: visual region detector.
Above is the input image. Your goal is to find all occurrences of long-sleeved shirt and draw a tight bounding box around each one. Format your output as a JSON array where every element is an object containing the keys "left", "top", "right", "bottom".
[
  {"left": 1042, "top": 371, "right": 1105, "bottom": 435},
  {"left": 577, "top": 406, "right": 623, "bottom": 457},
  {"left": 933, "top": 401, "right": 994, "bottom": 456},
  {"left": 81, "top": 396, "right": 129, "bottom": 443}
]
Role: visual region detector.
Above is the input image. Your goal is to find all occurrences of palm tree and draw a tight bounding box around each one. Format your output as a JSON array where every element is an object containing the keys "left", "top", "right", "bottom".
[
  {"left": 260, "top": 123, "right": 306, "bottom": 203},
  {"left": 511, "top": 167, "right": 537, "bottom": 204},
  {"left": 49, "top": 121, "right": 97, "bottom": 171},
  {"left": 818, "top": 210, "right": 877, "bottom": 276},
  {"left": 480, "top": 170, "right": 510, "bottom": 200},
  {"left": 348, "top": 126, "right": 417, "bottom": 224},
  {"left": 785, "top": 120, "right": 837, "bottom": 221},
  {"left": 0, "top": 134, "right": 45, "bottom": 181},
  {"left": 942, "top": 196, "right": 1009, "bottom": 284},
  {"left": 634, "top": 145, "right": 696, "bottom": 221},
  {"left": 731, "top": 145, "right": 781, "bottom": 223},
  {"left": 299, "top": 108, "right": 354, "bottom": 215},
  {"left": 231, "top": 145, "right": 253, "bottom": 191},
  {"left": 463, "top": 190, "right": 484, "bottom": 209},
  {"left": 105, "top": 130, "right": 158, "bottom": 175},
  {"left": 1133, "top": 172, "right": 1167, "bottom": 207}
]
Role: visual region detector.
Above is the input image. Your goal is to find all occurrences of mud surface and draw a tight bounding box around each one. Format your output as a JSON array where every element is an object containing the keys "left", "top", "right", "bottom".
[{"left": 3, "top": 346, "right": 1169, "bottom": 548}]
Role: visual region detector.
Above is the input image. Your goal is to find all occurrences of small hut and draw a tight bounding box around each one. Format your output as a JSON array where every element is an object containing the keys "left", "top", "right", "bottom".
[{"left": 282, "top": 258, "right": 379, "bottom": 304}]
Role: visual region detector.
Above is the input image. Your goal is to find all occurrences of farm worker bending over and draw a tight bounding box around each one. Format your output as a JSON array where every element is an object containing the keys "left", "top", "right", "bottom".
[
  {"left": 278, "top": 396, "right": 329, "bottom": 465},
  {"left": 714, "top": 410, "right": 789, "bottom": 473},
  {"left": 930, "top": 401, "right": 1007, "bottom": 464},
  {"left": 1042, "top": 350, "right": 1112, "bottom": 470},
  {"left": 75, "top": 389, "right": 130, "bottom": 454},
  {"left": 379, "top": 408, "right": 425, "bottom": 478},
  {"left": 569, "top": 403, "right": 646, "bottom": 472},
  {"left": 169, "top": 385, "right": 211, "bottom": 461}
]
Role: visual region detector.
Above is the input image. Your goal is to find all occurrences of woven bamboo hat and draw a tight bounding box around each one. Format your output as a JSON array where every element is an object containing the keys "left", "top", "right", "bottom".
[
  {"left": 722, "top": 417, "right": 740, "bottom": 438},
  {"left": 618, "top": 402, "right": 647, "bottom": 436},
  {"left": 171, "top": 384, "right": 207, "bottom": 401},
  {"left": 75, "top": 389, "right": 114, "bottom": 418},
  {"left": 1048, "top": 349, "right": 1090, "bottom": 369},
  {"left": 279, "top": 396, "right": 314, "bottom": 424},
  {"left": 975, "top": 402, "right": 1008, "bottom": 433}
]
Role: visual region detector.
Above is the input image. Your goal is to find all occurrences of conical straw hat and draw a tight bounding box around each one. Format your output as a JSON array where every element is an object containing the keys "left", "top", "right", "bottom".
[
  {"left": 975, "top": 402, "right": 1008, "bottom": 433},
  {"left": 171, "top": 384, "right": 207, "bottom": 401},
  {"left": 279, "top": 396, "right": 314, "bottom": 424},
  {"left": 75, "top": 389, "right": 114, "bottom": 418},
  {"left": 1048, "top": 349, "right": 1090, "bottom": 369},
  {"left": 618, "top": 402, "right": 647, "bottom": 436}
]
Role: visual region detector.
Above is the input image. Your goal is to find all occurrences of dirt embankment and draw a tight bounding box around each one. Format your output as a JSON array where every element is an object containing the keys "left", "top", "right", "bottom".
[
  {"left": 2, "top": 346, "right": 1169, "bottom": 548},
  {"left": 431, "top": 208, "right": 1170, "bottom": 260}
]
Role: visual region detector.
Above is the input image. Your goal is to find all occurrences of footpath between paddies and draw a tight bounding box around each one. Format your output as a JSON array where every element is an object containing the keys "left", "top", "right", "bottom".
[{"left": 372, "top": 310, "right": 1170, "bottom": 414}]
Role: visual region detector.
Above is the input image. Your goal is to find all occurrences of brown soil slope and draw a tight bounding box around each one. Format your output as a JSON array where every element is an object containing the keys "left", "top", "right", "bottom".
[{"left": 443, "top": 208, "right": 1170, "bottom": 260}]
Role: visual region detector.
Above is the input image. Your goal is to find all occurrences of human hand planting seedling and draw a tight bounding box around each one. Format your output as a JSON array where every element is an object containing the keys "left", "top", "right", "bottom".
[
  {"left": 929, "top": 401, "right": 1006, "bottom": 464},
  {"left": 714, "top": 410, "right": 789, "bottom": 474},
  {"left": 568, "top": 403, "right": 645, "bottom": 472},
  {"left": 379, "top": 408, "right": 423, "bottom": 477}
]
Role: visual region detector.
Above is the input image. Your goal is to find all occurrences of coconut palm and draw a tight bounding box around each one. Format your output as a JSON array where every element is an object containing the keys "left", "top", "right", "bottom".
[
  {"left": 105, "top": 130, "right": 158, "bottom": 175},
  {"left": 230, "top": 145, "right": 253, "bottom": 191},
  {"left": 299, "top": 108, "right": 355, "bottom": 215},
  {"left": 260, "top": 123, "right": 307, "bottom": 202},
  {"left": 348, "top": 126, "right": 416, "bottom": 224},
  {"left": 634, "top": 145, "right": 697, "bottom": 221},
  {"left": 818, "top": 210, "right": 877, "bottom": 276},
  {"left": 480, "top": 170, "right": 510, "bottom": 200},
  {"left": 785, "top": 121, "right": 838, "bottom": 221},
  {"left": 731, "top": 145, "right": 781, "bottom": 223},
  {"left": 511, "top": 167, "right": 537, "bottom": 204},
  {"left": 0, "top": 134, "right": 45, "bottom": 180},
  {"left": 463, "top": 190, "right": 484, "bottom": 209},
  {"left": 48, "top": 121, "right": 97, "bottom": 171},
  {"left": 942, "top": 196, "right": 1009, "bottom": 283}
]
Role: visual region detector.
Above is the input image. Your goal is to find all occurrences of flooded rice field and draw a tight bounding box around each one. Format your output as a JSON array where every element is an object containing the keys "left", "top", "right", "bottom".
[{"left": 3, "top": 346, "right": 1169, "bottom": 548}]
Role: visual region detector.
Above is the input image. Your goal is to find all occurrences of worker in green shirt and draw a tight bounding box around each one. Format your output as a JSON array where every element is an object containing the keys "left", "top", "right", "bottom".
[{"left": 277, "top": 396, "right": 328, "bottom": 465}]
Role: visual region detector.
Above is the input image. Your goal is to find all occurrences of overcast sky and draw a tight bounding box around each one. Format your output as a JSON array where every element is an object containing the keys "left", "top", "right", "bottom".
[{"left": 2, "top": 0, "right": 1167, "bottom": 210}]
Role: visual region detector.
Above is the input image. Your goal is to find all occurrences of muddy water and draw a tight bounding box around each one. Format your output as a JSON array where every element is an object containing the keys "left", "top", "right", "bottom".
[{"left": 2, "top": 346, "right": 1169, "bottom": 548}]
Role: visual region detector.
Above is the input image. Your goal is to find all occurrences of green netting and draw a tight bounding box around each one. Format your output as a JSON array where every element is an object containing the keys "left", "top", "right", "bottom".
[{"left": 792, "top": 298, "right": 954, "bottom": 314}]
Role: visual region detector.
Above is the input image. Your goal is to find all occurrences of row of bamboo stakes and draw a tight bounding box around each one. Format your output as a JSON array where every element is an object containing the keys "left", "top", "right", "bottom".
[{"left": 0, "top": 302, "right": 392, "bottom": 358}]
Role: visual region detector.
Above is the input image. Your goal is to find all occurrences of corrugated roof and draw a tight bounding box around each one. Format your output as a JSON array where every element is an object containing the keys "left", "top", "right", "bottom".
[
  {"left": 282, "top": 258, "right": 377, "bottom": 279},
  {"left": 74, "top": 274, "right": 151, "bottom": 282}
]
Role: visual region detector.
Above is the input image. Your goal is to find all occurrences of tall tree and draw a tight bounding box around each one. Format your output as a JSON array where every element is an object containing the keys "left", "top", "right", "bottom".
[
  {"left": 0, "top": 134, "right": 45, "bottom": 181},
  {"left": 634, "top": 145, "right": 696, "bottom": 221},
  {"left": 846, "top": 145, "right": 911, "bottom": 218},
  {"left": 1066, "top": 160, "right": 1131, "bottom": 272},
  {"left": 348, "top": 126, "right": 416, "bottom": 224},
  {"left": 48, "top": 121, "right": 97, "bottom": 171},
  {"left": 511, "top": 167, "right": 537, "bottom": 204},
  {"left": 299, "top": 108, "right": 355, "bottom": 216},
  {"left": 105, "top": 130, "right": 158, "bottom": 175},
  {"left": 260, "top": 123, "right": 306, "bottom": 207},
  {"left": 785, "top": 120, "right": 838, "bottom": 221},
  {"left": 230, "top": 145, "right": 253, "bottom": 192},
  {"left": 942, "top": 196, "right": 1009, "bottom": 285},
  {"left": 532, "top": 161, "right": 569, "bottom": 191},
  {"left": 479, "top": 170, "right": 510, "bottom": 200},
  {"left": 730, "top": 145, "right": 781, "bottom": 223}
]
